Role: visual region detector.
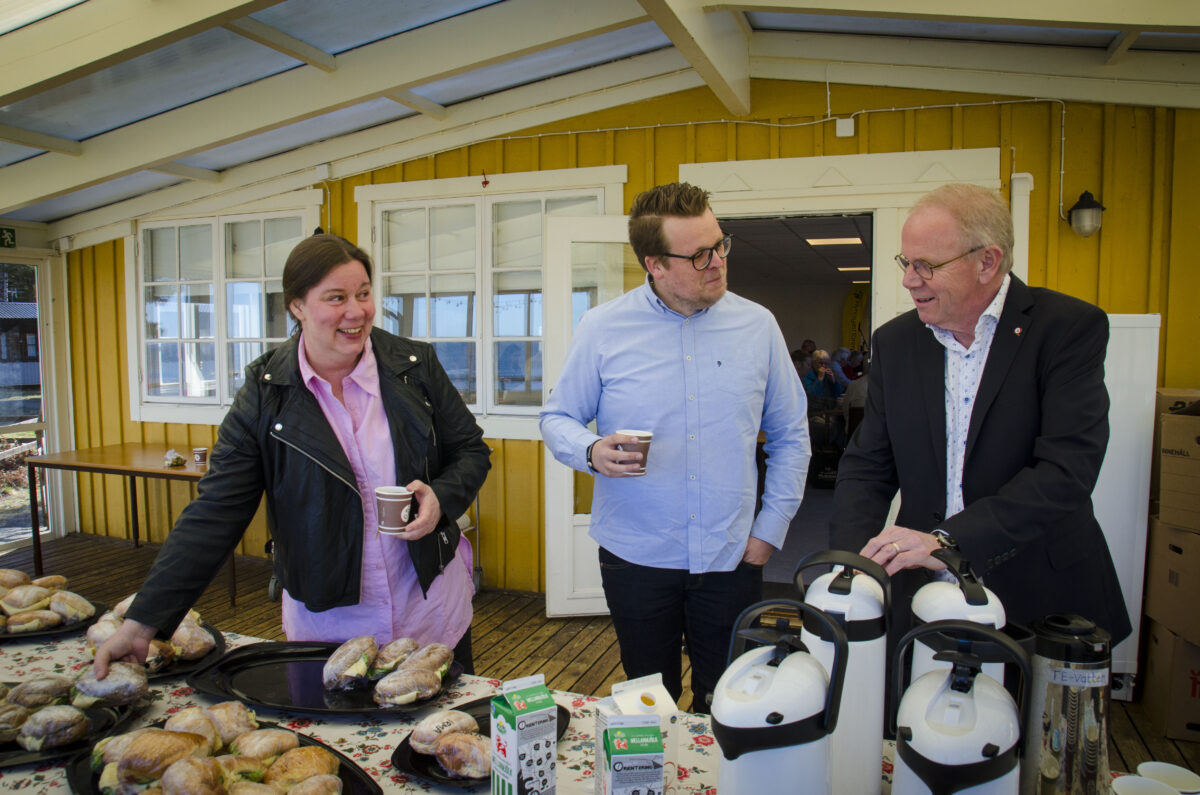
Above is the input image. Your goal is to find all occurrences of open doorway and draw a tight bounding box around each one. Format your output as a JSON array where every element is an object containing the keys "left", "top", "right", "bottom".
[{"left": 720, "top": 213, "right": 873, "bottom": 591}]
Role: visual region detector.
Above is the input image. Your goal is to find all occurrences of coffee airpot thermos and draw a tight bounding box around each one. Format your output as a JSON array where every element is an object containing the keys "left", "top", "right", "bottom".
[
  {"left": 910, "top": 549, "right": 1007, "bottom": 685},
  {"left": 710, "top": 599, "right": 848, "bottom": 795},
  {"left": 892, "top": 619, "right": 1031, "bottom": 795},
  {"left": 1018, "top": 614, "right": 1113, "bottom": 795},
  {"left": 794, "top": 550, "right": 890, "bottom": 795}
]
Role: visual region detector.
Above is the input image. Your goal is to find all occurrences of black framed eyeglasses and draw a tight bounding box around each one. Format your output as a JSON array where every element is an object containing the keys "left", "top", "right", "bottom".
[
  {"left": 657, "top": 234, "right": 733, "bottom": 271},
  {"left": 895, "top": 245, "right": 984, "bottom": 280}
]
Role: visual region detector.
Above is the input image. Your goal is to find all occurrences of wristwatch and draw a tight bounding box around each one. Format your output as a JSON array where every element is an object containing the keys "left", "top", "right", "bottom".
[
  {"left": 586, "top": 440, "right": 599, "bottom": 472},
  {"left": 931, "top": 528, "right": 959, "bottom": 550}
]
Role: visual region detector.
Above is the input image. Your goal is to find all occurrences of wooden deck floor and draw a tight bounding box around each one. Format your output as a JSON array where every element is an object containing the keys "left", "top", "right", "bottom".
[{"left": 2, "top": 533, "right": 1196, "bottom": 777}]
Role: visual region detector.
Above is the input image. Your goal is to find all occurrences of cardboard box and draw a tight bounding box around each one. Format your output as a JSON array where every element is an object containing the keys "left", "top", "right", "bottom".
[
  {"left": 598, "top": 714, "right": 665, "bottom": 795},
  {"left": 1151, "top": 389, "right": 1200, "bottom": 511},
  {"left": 1143, "top": 516, "right": 1200, "bottom": 645},
  {"left": 593, "top": 673, "right": 681, "bottom": 795},
  {"left": 491, "top": 674, "right": 557, "bottom": 795},
  {"left": 1140, "top": 619, "right": 1200, "bottom": 742},
  {"left": 1159, "top": 401, "right": 1200, "bottom": 531}
]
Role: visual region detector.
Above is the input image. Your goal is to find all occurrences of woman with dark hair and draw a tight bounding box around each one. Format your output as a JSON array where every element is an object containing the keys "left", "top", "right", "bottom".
[{"left": 95, "top": 234, "right": 490, "bottom": 675}]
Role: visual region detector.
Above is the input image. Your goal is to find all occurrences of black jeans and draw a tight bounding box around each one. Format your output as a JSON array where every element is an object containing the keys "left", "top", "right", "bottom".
[{"left": 598, "top": 547, "right": 762, "bottom": 713}]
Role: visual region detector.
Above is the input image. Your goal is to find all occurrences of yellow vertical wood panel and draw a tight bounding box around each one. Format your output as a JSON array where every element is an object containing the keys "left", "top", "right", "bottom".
[
  {"left": 338, "top": 174, "right": 371, "bottom": 244},
  {"left": 1165, "top": 109, "right": 1200, "bottom": 386},
  {"left": 654, "top": 126, "right": 686, "bottom": 189},
  {"left": 436, "top": 149, "right": 469, "bottom": 179},
  {"left": 1056, "top": 103, "right": 1104, "bottom": 301},
  {"left": 576, "top": 132, "right": 606, "bottom": 168},
  {"left": 402, "top": 156, "right": 435, "bottom": 182},
  {"left": 867, "top": 110, "right": 904, "bottom": 153},
  {"left": 1147, "top": 108, "right": 1172, "bottom": 385},
  {"left": 1103, "top": 106, "right": 1155, "bottom": 314},
  {"left": 736, "top": 120, "right": 770, "bottom": 163},
  {"left": 477, "top": 437, "right": 505, "bottom": 588},
  {"left": 504, "top": 137, "right": 537, "bottom": 174},
  {"left": 93, "top": 242, "right": 129, "bottom": 538},
  {"left": 498, "top": 439, "right": 543, "bottom": 592},
  {"left": 695, "top": 122, "right": 725, "bottom": 163},
  {"left": 778, "top": 116, "right": 817, "bottom": 158},
  {"left": 1009, "top": 103, "right": 1052, "bottom": 289}
]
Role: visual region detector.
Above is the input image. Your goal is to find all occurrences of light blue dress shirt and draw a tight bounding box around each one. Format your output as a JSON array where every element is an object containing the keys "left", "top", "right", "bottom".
[{"left": 540, "top": 281, "right": 811, "bottom": 573}]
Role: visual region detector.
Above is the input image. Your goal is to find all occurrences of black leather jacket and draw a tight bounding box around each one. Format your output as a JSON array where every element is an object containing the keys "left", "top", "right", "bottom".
[{"left": 127, "top": 329, "right": 491, "bottom": 635}]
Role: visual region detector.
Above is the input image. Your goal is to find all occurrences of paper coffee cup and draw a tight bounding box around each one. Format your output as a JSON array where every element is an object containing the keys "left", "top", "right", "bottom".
[
  {"left": 192, "top": 447, "right": 208, "bottom": 465},
  {"left": 375, "top": 486, "right": 414, "bottom": 534},
  {"left": 615, "top": 429, "right": 653, "bottom": 476}
]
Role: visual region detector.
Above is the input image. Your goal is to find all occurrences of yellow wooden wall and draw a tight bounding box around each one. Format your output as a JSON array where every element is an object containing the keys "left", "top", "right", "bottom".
[{"left": 63, "top": 79, "right": 1200, "bottom": 593}]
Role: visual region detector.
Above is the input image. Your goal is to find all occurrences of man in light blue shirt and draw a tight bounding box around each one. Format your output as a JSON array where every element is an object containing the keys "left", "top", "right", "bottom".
[{"left": 540, "top": 182, "right": 810, "bottom": 711}]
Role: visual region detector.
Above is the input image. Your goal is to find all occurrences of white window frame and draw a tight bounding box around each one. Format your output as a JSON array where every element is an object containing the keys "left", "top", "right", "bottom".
[
  {"left": 357, "top": 166, "right": 626, "bottom": 440},
  {"left": 125, "top": 191, "right": 321, "bottom": 424}
]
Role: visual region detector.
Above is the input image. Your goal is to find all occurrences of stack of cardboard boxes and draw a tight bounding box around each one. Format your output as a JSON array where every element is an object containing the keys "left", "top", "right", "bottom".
[{"left": 1142, "top": 389, "right": 1200, "bottom": 742}]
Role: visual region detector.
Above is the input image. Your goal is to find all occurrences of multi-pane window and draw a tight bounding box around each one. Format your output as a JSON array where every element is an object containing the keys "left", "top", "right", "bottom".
[
  {"left": 378, "top": 190, "right": 599, "bottom": 414},
  {"left": 138, "top": 212, "right": 304, "bottom": 408}
]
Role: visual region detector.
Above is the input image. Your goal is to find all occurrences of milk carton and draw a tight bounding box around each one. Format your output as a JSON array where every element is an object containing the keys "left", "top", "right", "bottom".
[
  {"left": 598, "top": 714, "right": 665, "bottom": 795},
  {"left": 491, "top": 674, "right": 557, "bottom": 795},
  {"left": 593, "top": 673, "right": 681, "bottom": 795}
]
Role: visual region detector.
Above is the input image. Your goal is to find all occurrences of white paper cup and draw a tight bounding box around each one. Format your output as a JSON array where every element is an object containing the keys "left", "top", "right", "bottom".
[
  {"left": 375, "top": 486, "right": 414, "bottom": 534},
  {"left": 615, "top": 429, "right": 653, "bottom": 476}
]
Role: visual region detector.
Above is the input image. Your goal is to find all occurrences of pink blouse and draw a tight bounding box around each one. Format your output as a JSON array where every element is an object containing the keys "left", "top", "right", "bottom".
[{"left": 280, "top": 334, "right": 475, "bottom": 647}]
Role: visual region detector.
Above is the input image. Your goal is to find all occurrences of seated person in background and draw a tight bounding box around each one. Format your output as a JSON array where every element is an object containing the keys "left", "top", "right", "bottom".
[
  {"left": 803, "top": 349, "right": 845, "bottom": 408},
  {"left": 843, "top": 350, "right": 865, "bottom": 380},
  {"left": 843, "top": 359, "right": 869, "bottom": 433},
  {"left": 791, "top": 349, "right": 813, "bottom": 381},
  {"left": 799, "top": 338, "right": 817, "bottom": 357},
  {"left": 829, "top": 347, "right": 853, "bottom": 389}
]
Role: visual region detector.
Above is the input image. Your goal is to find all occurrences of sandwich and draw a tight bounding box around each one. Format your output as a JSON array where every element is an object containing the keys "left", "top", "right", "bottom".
[
  {"left": 163, "top": 708, "right": 221, "bottom": 754},
  {"left": 6, "top": 674, "right": 74, "bottom": 709},
  {"left": 72, "top": 661, "right": 149, "bottom": 707},
  {"left": 16, "top": 704, "right": 90, "bottom": 751},
  {"left": 144, "top": 639, "right": 177, "bottom": 674},
  {"left": 288, "top": 773, "right": 344, "bottom": 795},
  {"left": 0, "top": 569, "right": 30, "bottom": 589},
  {"left": 0, "top": 584, "right": 54, "bottom": 616},
  {"left": 262, "top": 746, "right": 339, "bottom": 791},
  {"left": 115, "top": 729, "right": 212, "bottom": 786},
  {"left": 87, "top": 616, "right": 124, "bottom": 654},
  {"left": 372, "top": 668, "right": 441, "bottom": 707},
  {"left": 92, "top": 727, "right": 158, "bottom": 771},
  {"left": 203, "top": 701, "right": 258, "bottom": 748},
  {"left": 433, "top": 732, "right": 491, "bottom": 779},
  {"left": 398, "top": 642, "right": 454, "bottom": 678},
  {"left": 49, "top": 590, "right": 95, "bottom": 622},
  {"left": 160, "top": 755, "right": 225, "bottom": 795},
  {"left": 408, "top": 709, "right": 479, "bottom": 755},
  {"left": 369, "top": 637, "right": 418, "bottom": 678},
  {"left": 228, "top": 782, "right": 279, "bottom": 795},
  {"left": 0, "top": 702, "right": 31, "bottom": 743},
  {"left": 31, "top": 574, "right": 69, "bottom": 590},
  {"left": 214, "top": 753, "right": 267, "bottom": 785},
  {"left": 169, "top": 621, "right": 215, "bottom": 661},
  {"left": 229, "top": 728, "right": 299, "bottom": 764},
  {"left": 321, "top": 636, "right": 377, "bottom": 690},
  {"left": 6, "top": 609, "right": 63, "bottom": 633},
  {"left": 111, "top": 593, "right": 137, "bottom": 619}
]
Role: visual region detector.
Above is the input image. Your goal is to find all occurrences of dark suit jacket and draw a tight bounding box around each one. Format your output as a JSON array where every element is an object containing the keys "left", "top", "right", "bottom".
[{"left": 831, "top": 275, "right": 1131, "bottom": 643}]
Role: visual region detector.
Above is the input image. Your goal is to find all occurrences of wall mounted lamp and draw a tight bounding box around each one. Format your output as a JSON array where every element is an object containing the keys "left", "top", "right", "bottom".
[{"left": 1068, "top": 191, "right": 1105, "bottom": 238}]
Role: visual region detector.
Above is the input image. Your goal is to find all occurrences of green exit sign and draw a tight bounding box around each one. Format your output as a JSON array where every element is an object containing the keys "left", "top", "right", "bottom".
[{"left": 0, "top": 227, "right": 15, "bottom": 248}]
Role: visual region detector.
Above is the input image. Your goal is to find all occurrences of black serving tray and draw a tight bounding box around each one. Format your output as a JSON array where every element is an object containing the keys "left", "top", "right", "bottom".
[
  {"left": 65, "top": 717, "right": 383, "bottom": 794},
  {"left": 0, "top": 693, "right": 149, "bottom": 770},
  {"left": 390, "top": 696, "right": 569, "bottom": 787},
  {"left": 187, "top": 641, "right": 463, "bottom": 714},
  {"left": 0, "top": 600, "right": 108, "bottom": 642},
  {"left": 147, "top": 622, "right": 225, "bottom": 682}
]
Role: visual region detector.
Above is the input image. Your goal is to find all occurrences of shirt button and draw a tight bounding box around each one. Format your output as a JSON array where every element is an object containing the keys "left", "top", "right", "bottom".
[
  {"left": 688, "top": 395, "right": 694, "bottom": 401},
  {"left": 685, "top": 355, "right": 691, "bottom": 361},
  {"left": 689, "top": 475, "right": 696, "bottom": 480},
  {"left": 690, "top": 514, "right": 696, "bottom": 519},
  {"left": 409, "top": 355, "right": 418, "bottom": 361},
  {"left": 263, "top": 373, "right": 272, "bottom": 381},
  {"left": 689, "top": 434, "right": 695, "bottom": 440}
]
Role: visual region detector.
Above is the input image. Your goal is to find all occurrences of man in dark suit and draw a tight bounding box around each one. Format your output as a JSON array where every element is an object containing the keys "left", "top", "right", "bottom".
[{"left": 831, "top": 183, "right": 1130, "bottom": 643}]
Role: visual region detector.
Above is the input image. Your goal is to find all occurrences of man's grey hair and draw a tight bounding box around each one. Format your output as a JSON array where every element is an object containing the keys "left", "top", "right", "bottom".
[{"left": 912, "top": 184, "right": 1014, "bottom": 275}]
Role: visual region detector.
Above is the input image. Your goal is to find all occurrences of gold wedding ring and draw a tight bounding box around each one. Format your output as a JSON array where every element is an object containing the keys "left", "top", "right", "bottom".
[{"left": 890, "top": 541, "right": 901, "bottom": 555}]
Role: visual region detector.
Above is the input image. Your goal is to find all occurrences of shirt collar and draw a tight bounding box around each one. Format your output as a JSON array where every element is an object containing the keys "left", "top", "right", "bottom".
[
  {"left": 297, "top": 332, "right": 380, "bottom": 396},
  {"left": 926, "top": 273, "right": 1011, "bottom": 350},
  {"left": 639, "top": 276, "right": 716, "bottom": 319}
]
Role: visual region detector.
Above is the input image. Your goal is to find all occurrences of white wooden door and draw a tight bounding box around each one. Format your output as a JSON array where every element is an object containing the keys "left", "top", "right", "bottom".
[{"left": 543, "top": 215, "right": 636, "bottom": 616}]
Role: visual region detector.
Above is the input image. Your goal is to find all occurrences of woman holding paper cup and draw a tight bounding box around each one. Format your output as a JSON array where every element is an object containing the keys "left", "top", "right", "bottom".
[{"left": 95, "top": 234, "right": 490, "bottom": 676}]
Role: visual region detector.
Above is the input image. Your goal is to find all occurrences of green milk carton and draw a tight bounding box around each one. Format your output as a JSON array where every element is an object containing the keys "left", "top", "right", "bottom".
[
  {"left": 491, "top": 674, "right": 557, "bottom": 794},
  {"left": 599, "top": 714, "right": 665, "bottom": 795}
]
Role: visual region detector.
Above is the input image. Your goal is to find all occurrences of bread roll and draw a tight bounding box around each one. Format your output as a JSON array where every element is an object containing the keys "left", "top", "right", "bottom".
[
  {"left": 434, "top": 732, "right": 491, "bottom": 779},
  {"left": 7, "top": 609, "right": 62, "bottom": 633},
  {"left": 117, "top": 730, "right": 211, "bottom": 784},
  {"left": 322, "top": 635, "right": 377, "bottom": 690},
  {"left": 163, "top": 708, "right": 222, "bottom": 754},
  {"left": 160, "top": 755, "right": 225, "bottom": 795},
  {"left": 228, "top": 782, "right": 279, "bottom": 795},
  {"left": 369, "top": 637, "right": 418, "bottom": 678},
  {"left": 203, "top": 701, "right": 258, "bottom": 747},
  {"left": 409, "top": 709, "right": 479, "bottom": 755},
  {"left": 0, "top": 568, "right": 30, "bottom": 589},
  {"left": 373, "top": 668, "right": 441, "bottom": 706},
  {"left": 170, "top": 621, "right": 216, "bottom": 661},
  {"left": 48, "top": 590, "right": 95, "bottom": 622},
  {"left": 72, "top": 661, "right": 149, "bottom": 707},
  {"left": 144, "top": 639, "right": 178, "bottom": 674},
  {"left": 1, "top": 585, "right": 54, "bottom": 616},
  {"left": 16, "top": 704, "right": 89, "bottom": 751},
  {"left": 288, "top": 773, "right": 344, "bottom": 795},
  {"left": 111, "top": 593, "right": 137, "bottom": 619},
  {"left": 86, "top": 616, "right": 124, "bottom": 653},
  {"left": 0, "top": 702, "right": 30, "bottom": 743},
  {"left": 6, "top": 674, "right": 74, "bottom": 708},
  {"left": 92, "top": 727, "right": 158, "bottom": 770},
  {"left": 229, "top": 728, "right": 299, "bottom": 764},
  {"left": 214, "top": 753, "right": 267, "bottom": 784},
  {"left": 262, "top": 746, "right": 339, "bottom": 791},
  {"left": 398, "top": 643, "right": 453, "bottom": 678}
]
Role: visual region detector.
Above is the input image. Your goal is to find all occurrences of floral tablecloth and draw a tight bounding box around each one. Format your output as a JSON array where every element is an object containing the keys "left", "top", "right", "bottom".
[{"left": 0, "top": 630, "right": 726, "bottom": 794}]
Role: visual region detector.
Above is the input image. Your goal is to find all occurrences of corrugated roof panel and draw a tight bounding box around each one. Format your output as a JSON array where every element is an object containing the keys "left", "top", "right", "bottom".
[
  {"left": 0, "top": 0, "right": 85, "bottom": 35},
  {"left": 4, "top": 170, "right": 182, "bottom": 223},
  {"left": 0, "top": 140, "right": 43, "bottom": 168}
]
